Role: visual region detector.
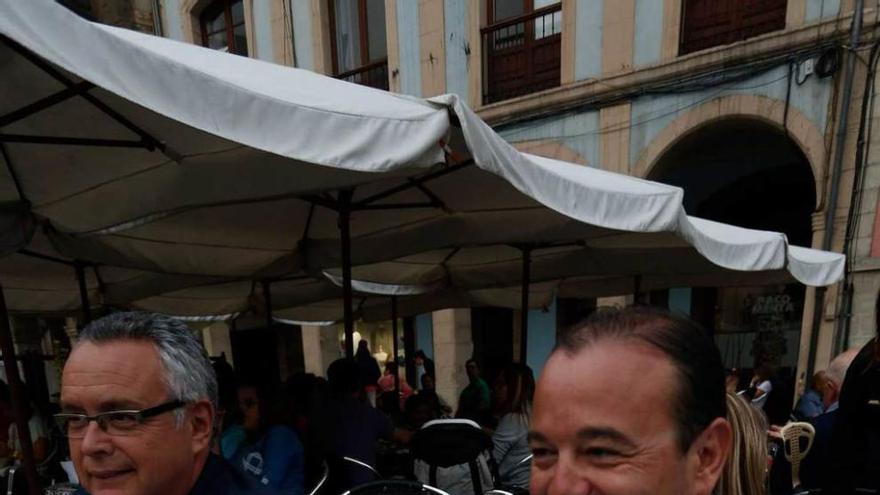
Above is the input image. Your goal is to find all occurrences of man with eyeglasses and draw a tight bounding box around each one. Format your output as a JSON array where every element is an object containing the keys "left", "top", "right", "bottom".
[{"left": 56, "top": 312, "right": 280, "bottom": 495}]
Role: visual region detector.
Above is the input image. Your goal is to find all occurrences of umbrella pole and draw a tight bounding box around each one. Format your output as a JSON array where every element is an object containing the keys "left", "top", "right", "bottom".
[
  {"left": 75, "top": 262, "right": 91, "bottom": 326},
  {"left": 0, "top": 281, "right": 41, "bottom": 495},
  {"left": 338, "top": 189, "right": 355, "bottom": 358},
  {"left": 519, "top": 246, "right": 531, "bottom": 365},
  {"left": 262, "top": 281, "right": 273, "bottom": 329},
  {"left": 391, "top": 296, "right": 399, "bottom": 395},
  {"left": 633, "top": 275, "right": 642, "bottom": 306}
]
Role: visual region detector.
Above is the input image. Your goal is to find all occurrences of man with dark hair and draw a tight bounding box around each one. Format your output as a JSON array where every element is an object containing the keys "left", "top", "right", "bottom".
[
  {"left": 413, "top": 350, "right": 435, "bottom": 390},
  {"left": 57, "top": 311, "right": 279, "bottom": 495},
  {"left": 456, "top": 359, "right": 491, "bottom": 423},
  {"left": 529, "top": 306, "right": 731, "bottom": 495},
  {"left": 313, "top": 359, "right": 393, "bottom": 491}
]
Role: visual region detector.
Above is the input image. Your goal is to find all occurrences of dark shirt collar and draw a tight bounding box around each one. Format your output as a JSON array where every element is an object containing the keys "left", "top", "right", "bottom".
[{"left": 76, "top": 453, "right": 275, "bottom": 495}]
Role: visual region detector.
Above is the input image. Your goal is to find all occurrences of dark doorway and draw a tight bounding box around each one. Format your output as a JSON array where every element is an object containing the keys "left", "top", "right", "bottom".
[
  {"left": 649, "top": 118, "right": 815, "bottom": 373},
  {"left": 471, "top": 307, "right": 514, "bottom": 385},
  {"left": 230, "top": 325, "right": 281, "bottom": 398},
  {"left": 650, "top": 119, "right": 814, "bottom": 245}
]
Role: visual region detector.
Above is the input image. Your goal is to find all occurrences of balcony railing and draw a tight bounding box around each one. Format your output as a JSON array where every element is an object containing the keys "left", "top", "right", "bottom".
[
  {"left": 482, "top": 3, "right": 562, "bottom": 105},
  {"left": 335, "top": 58, "right": 389, "bottom": 91}
]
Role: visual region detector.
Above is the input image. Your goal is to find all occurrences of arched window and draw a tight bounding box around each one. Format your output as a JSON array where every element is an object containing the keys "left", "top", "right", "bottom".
[{"left": 200, "top": 0, "right": 247, "bottom": 56}]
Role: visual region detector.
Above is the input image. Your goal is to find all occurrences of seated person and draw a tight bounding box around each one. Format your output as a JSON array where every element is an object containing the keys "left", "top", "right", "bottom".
[
  {"left": 793, "top": 371, "right": 827, "bottom": 420},
  {"left": 8, "top": 399, "right": 48, "bottom": 465},
  {"left": 221, "top": 384, "right": 305, "bottom": 493},
  {"left": 491, "top": 364, "right": 534, "bottom": 491},
  {"left": 418, "top": 374, "right": 452, "bottom": 418},
  {"left": 377, "top": 362, "right": 413, "bottom": 410},
  {"left": 404, "top": 394, "right": 436, "bottom": 431}
]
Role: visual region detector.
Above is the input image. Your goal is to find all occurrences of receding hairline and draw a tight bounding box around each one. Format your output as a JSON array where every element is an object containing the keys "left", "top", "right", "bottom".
[
  {"left": 544, "top": 336, "right": 685, "bottom": 399},
  {"left": 72, "top": 333, "right": 164, "bottom": 349},
  {"left": 556, "top": 312, "right": 678, "bottom": 349}
]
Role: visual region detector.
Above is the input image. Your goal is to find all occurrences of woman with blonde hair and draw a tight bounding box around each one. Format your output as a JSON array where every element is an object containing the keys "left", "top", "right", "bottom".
[{"left": 717, "top": 392, "right": 769, "bottom": 495}]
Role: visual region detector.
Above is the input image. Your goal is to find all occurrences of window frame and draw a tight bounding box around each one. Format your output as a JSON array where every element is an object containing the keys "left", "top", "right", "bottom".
[
  {"left": 487, "top": 0, "right": 534, "bottom": 27},
  {"left": 328, "top": 0, "right": 385, "bottom": 76},
  {"left": 678, "top": 0, "right": 788, "bottom": 56},
  {"left": 481, "top": 0, "right": 562, "bottom": 104},
  {"left": 199, "top": 0, "right": 248, "bottom": 56}
]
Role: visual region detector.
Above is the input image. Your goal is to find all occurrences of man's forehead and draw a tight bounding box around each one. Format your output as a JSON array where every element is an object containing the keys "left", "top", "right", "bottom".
[
  {"left": 532, "top": 342, "right": 677, "bottom": 452},
  {"left": 543, "top": 339, "right": 676, "bottom": 383},
  {"left": 62, "top": 339, "right": 166, "bottom": 406},
  {"left": 535, "top": 341, "right": 680, "bottom": 429},
  {"left": 65, "top": 339, "right": 162, "bottom": 371}
]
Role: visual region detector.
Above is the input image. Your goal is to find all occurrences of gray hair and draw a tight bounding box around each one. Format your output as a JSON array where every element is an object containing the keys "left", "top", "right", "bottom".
[{"left": 76, "top": 311, "right": 218, "bottom": 425}]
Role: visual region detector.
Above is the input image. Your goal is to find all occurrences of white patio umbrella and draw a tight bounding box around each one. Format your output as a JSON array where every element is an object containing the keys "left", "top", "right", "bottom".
[
  {"left": 0, "top": 0, "right": 844, "bottom": 352},
  {"left": 0, "top": 4, "right": 847, "bottom": 490},
  {"left": 0, "top": 1, "right": 687, "bottom": 346}
]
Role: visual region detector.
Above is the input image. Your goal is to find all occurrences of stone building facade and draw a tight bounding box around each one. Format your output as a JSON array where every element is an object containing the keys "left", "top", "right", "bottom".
[{"left": 77, "top": 0, "right": 880, "bottom": 406}]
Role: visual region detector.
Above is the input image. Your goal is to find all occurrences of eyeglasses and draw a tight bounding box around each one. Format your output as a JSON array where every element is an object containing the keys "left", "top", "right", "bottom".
[{"left": 54, "top": 400, "right": 187, "bottom": 438}]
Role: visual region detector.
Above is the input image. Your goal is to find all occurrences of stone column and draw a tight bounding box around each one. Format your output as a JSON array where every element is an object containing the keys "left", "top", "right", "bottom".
[
  {"left": 432, "top": 309, "right": 472, "bottom": 411},
  {"left": 301, "top": 324, "right": 343, "bottom": 378},
  {"left": 201, "top": 322, "right": 234, "bottom": 367},
  {"left": 301, "top": 325, "right": 325, "bottom": 376}
]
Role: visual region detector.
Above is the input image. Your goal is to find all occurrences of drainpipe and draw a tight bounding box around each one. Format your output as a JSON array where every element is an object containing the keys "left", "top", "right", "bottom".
[
  {"left": 151, "top": 0, "right": 163, "bottom": 37},
  {"left": 288, "top": 0, "right": 297, "bottom": 67},
  {"left": 839, "top": 38, "right": 880, "bottom": 352},
  {"left": 807, "top": 0, "right": 864, "bottom": 378}
]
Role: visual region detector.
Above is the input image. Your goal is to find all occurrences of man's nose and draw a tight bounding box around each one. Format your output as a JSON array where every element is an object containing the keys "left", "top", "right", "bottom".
[
  {"left": 78, "top": 420, "right": 114, "bottom": 456},
  {"left": 547, "top": 459, "right": 593, "bottom": 495}
]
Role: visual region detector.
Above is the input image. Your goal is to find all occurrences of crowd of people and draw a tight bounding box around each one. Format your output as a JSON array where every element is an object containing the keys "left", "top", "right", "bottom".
[
  {"left": 203, "top": 335, "right": 538, "bottom": 494},
  {"left": 0, "top": 298, "right": 875, "bottom": 495}
]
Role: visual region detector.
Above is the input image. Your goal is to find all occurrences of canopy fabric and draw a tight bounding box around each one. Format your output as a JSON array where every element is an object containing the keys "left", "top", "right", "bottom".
[
  {"left": 324, "top": 216, "right": 844, "bottom": 291},
  {"left": 0, "top": 0, "right": 845, "bottom": 319}
]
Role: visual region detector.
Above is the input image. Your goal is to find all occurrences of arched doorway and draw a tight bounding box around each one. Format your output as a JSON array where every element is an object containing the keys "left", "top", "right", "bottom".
[{"left": 648, "top": 118, "right": 816, "bottom": 422}]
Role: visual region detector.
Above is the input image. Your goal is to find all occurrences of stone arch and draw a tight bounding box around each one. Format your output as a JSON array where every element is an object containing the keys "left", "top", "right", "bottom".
[{"left": 632, "top": 94, "right": 826, "bottom": 201}]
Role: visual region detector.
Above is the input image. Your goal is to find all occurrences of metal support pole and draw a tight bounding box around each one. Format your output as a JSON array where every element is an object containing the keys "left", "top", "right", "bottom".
[
  {"left": 391, "top": 296, "right": 399, "bottom": 394},
  {"left": 519, "top": 246, "right": 531, "bottom": 365},
  {"left": 633, "top": 275, "right": 643, "bottom": 306},
  {"left": 262, "top": 281, "right": 273, "bottom": 329},
  {"left": 403, "top": 318, "right": 416, "bottom": 386},
  {"left": 75, "top": 262, "right": 91, "bottom": 327},
  {"left": 338, "top": 189, "right": 355, "bottom": 358},
  {"left": 0, "top": 281, "right": 41, "bottom": 495}
]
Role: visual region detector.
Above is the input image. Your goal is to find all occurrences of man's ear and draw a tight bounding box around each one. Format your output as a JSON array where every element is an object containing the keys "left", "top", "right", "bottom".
[
  {"left": 689, "top": 417, "right": 732, "bottom": 495},
  {"left": 189, "top": 400, "right": 215, "bottom": 454}
]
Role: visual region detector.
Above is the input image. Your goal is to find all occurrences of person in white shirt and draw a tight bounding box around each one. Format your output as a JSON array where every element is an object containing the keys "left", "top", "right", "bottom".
[{"left": 749, "top": 364, "right": 773, "bottom": 410}]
